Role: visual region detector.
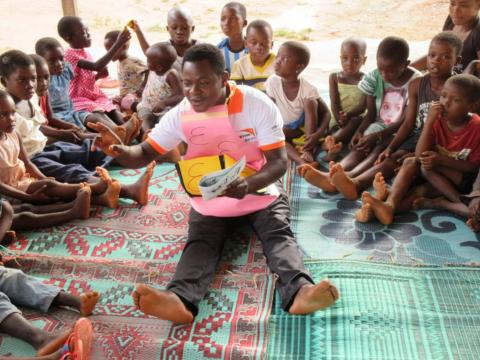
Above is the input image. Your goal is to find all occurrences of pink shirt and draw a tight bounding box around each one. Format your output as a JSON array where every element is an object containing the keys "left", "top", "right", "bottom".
[{"left": 64, "top": 48, "right": 116, "bottom": 113}]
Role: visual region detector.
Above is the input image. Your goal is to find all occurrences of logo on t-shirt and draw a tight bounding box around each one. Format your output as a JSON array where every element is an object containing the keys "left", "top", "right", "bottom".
[
  {"left": 239, "top": 128, "right": 257, "bottom": 143},
  {"left": 380, "top": 88, "right": 406, "bottom": 125}
]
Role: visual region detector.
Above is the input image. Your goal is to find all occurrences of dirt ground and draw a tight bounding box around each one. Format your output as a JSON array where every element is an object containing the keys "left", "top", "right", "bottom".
[{"left": 0, "top": 0, "right": 448, "bottom": 87}]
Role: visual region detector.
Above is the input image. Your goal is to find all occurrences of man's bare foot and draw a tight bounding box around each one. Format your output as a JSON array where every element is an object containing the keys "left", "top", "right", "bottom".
[
  {"left": 132, "top": 284, "right": 194, "bottom": 324},
  {"left": 373, "top": 172, "right": 389, "bottom": 201},
  {"left": 94, "top": 179, "right": 120, "bottom": 208},
  {"left": 362, "top": 191, "right": 394, "bottom": 225},
  {"left": 72, "top": 187, "right": 92, "bottom": 220},
  {"left": 120, "top": 161, "right": 156, "bottom": 205},
  {"left": 355, "top": 202, "right": 373, "bottom": 223},
  {"left": 36, "top": 330, "right": 71, "bottom": 356},
  {"left": 331, "top": 164, "right": 358, "bottom": 200},
  {"left": 289, "top": 280, "right": 339, "bottom": 314},
  {"left": 297, "top": 164, "right": 337, "bottom": 193},
  {"left": 79, "top": 292, "right": 100, "bottom": 316}
]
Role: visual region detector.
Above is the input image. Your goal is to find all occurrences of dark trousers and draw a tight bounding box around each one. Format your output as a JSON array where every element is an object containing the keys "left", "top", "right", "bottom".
[
  {"left": 167, "top": 193, "right": 314, "bottom": 316},
  {"left": 31, "top": 140, "right": 112, "bottom": 183}
]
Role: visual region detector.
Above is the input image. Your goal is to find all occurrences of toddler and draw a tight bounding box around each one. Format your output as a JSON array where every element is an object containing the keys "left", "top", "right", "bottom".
[
  {"left": 231, "top": 19, "right": 275, "bottom": 91},
  {"left": 218, "top": 2, "right": 248, "bottom": 72}
]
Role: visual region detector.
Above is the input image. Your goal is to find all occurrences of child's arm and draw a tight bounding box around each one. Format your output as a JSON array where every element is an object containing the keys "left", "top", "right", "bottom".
[
  {"left": 44, "top": 93, "right": 81, "bottom": 131},
  {"left": 161, "top": 70, "right": 184, "bottom": 107},
  {"left": 131, "top": 21, "right": 150, "bottom": 55},
  {"left": 410, "top": 55, "right": 427, "bottom": 71},
  {"left": 328, "top": 73, "right": 342, "bottom": 123},
  {"left": 415, "top": 101, "right": 440, "bottom": 158},
  {"left": 40, "top": 124, "right": 81, "bottom": 144},
  {"left": 350, "top": 95, "right": 375, "bottom": 148},
  {"left": 303, "top": 98, "right": 331, "bottom": 153},
  {"left": 17, "top": 132, "right": 48, "bottom": 180},
  {"left": 77, "top": 29, "right": 131, "bottom": 72}
]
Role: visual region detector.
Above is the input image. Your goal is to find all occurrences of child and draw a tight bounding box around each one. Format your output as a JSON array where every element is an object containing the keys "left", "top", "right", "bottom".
[
  {"left": 0, "top": 89, "right": 154, "bottom": 212},
  {"left": 136, "top": 42, "right": 184, "bottom": 131},
  {"left": 298, "top": 36, "right": 421, "bottom": 195},
  {"left": 231, "top": 19, "right": 275, "bottom": 92},
  {"left": 57, "top": 16, "right": 130, "bottom": 128},
  {"left": 265, "top": 41, "right": 329, "bottom": 164},
  {"left": 412, "top": 0, "right": 480, "bottom": 73},
  {"left": 325, "top": 37, "right": 367, "bottom": 161},
  {"left": 303, "top": 32, "right": 463, "bottom": 201},
  {"left": 93, "top": 44, "right": 339, "bottom": 325},
  {"left": 360, "top": 75, "right": 480, "bottom": 225},
  {"left": 218, "top": 2, "right": 248, "bottom": 73},
  {"left": 30, "top": 54, "right": 94, "bottom": 145},
  {"left": 103, "top": 30, "right": 148, "bottom": 112}
]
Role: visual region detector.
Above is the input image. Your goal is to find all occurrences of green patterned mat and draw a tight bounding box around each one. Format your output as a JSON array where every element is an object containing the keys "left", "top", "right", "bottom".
[{"left": 266, "top": 260, "right": 480, "bottom": 360}]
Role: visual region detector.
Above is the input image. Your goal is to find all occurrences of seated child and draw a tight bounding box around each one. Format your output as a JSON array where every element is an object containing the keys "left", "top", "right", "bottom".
[
  {"left": 298, "top": 36, "right": 421, "bottom": 196},
  {"left": 360, "top": 75, "right": 480, "bottom": 226},
  {"left": 136, "top": 42, "right": 183, "bottom": 132},
  {"left": 265, "top": 41, "right": 330, "bottom": 164},
  {"left": 103, "top": 30, "right": 148, "bottom": 112},
  {"left": 0, "top": 90, "right": 155, "bottom": 209},
  {"left": 231, "top": 19, "right": 275, "bottom": 91},
  {"left": 412, "top": 0, "right": 480, "bottom": 73},
  {"left": 0, "top": 208, "right": 97, "bottom": 358},
  {"left": 35, "top": 37, "right": 118, "bottom": 132},
  {"left": 304, "top": 32, "right": 463, "bottom": 201},
  {"left": 30, "top": 54, "right": 94, "bottom": 145},
  {"left": 57, "top": 16, "right": 131, "bottom": 129},
  {"left": 218, "top": 2, "right": 248, "bottom": 73},
  {"left": 325, "top": 37, "right": 367, "bottom": 161}
]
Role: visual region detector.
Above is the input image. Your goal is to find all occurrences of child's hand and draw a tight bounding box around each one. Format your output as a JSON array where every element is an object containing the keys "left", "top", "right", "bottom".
[
  {"left": 25, "top": 185, "right": 52, "bottom": 204},
  {"left": 355, "top": 134, "right": 376, "bottom": 154},
  {"left": 376, "top": 147, "right": 392, "bottom": 165},
  {"left": 419, "top": 150, "right": 440, "bottom": 170},
  {"left": 427, "top": 101, "right": 443, "bottom": 122},
  {"left": 130, "top": 20, "right": 141, "bottom": 33},
  {"left": 95, "top": 67, "right": 109, "bottom": 80},
  {"left": 117, "top": 28, "right": 132, "bottom": 45},
  {"left": 349, "top": 132, "right": 362, "bottom": 150},
  {"left": 224, "top": 178, "right": 249, "bottom": 199},
  {"left": 152, "top": 102, "right": 166, "bottom": 114},
  {"left": 338, "top": 111, "right": 349, "bottom": 127}
]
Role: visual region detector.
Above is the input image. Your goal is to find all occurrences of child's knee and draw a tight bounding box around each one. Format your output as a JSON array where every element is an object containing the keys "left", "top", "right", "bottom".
[{"left": 1, "top": 201, "right": 13, "bottom": 219}]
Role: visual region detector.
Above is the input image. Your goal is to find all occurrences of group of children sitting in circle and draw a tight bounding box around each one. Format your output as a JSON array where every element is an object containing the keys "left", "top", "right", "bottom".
[{"left": 0, "top": 0, "right": 479, "bottom": 358}]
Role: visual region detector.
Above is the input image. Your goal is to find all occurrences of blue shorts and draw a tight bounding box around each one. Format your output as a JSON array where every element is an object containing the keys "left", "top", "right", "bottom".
[{"left": 284, "top": 113, "right": 305, "bottom": 130}]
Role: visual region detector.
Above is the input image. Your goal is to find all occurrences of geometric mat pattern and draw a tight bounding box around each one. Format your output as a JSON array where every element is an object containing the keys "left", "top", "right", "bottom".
[
  {"left": 266, "top": 260, "right": 480, "bottom": 360},
  {"left": 0, "top": 163, "right": 274, "bottom": 359}
]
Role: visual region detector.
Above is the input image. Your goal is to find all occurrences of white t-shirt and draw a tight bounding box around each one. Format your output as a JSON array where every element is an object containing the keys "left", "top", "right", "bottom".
[
  {"left": 147, "top": 84, "right": 285, "bottom": 154},
  {"left": 265, "top": 74, "right": 319, "bottom": 125},
  {"left": 15, "top": 98, "right": 48, "bottom": 157}
]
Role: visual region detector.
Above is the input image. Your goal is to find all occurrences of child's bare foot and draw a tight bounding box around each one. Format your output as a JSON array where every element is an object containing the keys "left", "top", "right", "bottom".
[
  {"left": 373, "top": 172, "right": 389, "bottom": 201},
  {"left": 355, "top": 202, "right": 373, "bottom": 223},
  {"left": 1, "top": 230, "right": 17, "bottom": 245},
  {"left": 80, "top": 291, "right": 100, "bottom": 316},
  {"left": 301, "top": 149, "right": 315, "bottom": 163},
  {"left": 326, "top": 142, "right": 343, "bottom": 162},
  {"left": 330, "top": 164, "right": 358, "bottom": 200},
  {"left": 121, "top": 161, "right": 156, "bottom": 205},
  {"left": 94, "top": 179, "right": 120, "bottom": 208},
  {"left": 87, "top": 122, "right": 125, "bottom": 156},
  {"left": 132, "top": 284, "right": 194, "bottom": 324},
  {"left": 36, "top": 330, "right": 71, "bottom": 356},
  {"left": 96, "top": 166, "right": 112, "bottom": 183},
  {"left": 324, "top": 135, "right": 335, "bottom": 150},
  {"left": 362, "top": 191, "right": 394, "bottom": 225},
  {"left": 297, "top": 164, "right": 337, "bottom": 193},
  {"left": 121, "top": 113, "right": 142, "bottom": 144},
  {"left": 289, "top": 280, "right": 339, "bottom": 314},
  {"left": 72, "top": 187, "right": 92, "bottom": 220}
]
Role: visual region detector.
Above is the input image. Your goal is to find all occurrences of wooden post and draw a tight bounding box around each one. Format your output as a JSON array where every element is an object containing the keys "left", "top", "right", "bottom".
[{"left": 61, "top": 0, "right": 78, "bottom": 16}]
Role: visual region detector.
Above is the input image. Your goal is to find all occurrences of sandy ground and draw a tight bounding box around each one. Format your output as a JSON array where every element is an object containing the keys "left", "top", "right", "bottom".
[{"left": 0, "top": 0, "right": 448, "bottom": 88}]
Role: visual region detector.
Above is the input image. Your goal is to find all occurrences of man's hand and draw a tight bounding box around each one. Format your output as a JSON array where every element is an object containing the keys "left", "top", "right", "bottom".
[{"left": 224, "top": 178, "right": 249, "bottom": 199}]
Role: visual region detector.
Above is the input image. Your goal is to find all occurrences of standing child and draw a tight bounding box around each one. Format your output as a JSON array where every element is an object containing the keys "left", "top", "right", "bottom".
[
  {"left": 218, "top": 2, "right": 248, "bottom": 73},
  {"left": 412, "top": 0, "right": 480, "bottom": 73},
  {"left": 231, "top": 19, "right": 275, "bottom": 91},
  {"left": 305, "top": 32, "right": 463, "bottom": 201},
  {"left": 325, "top": 37, "right": 367, "bottom": 161},
  {"left": 104, "top": 30, "right": 148, "bottom": 112},
  {"left": 265, "top": 41, "right": 330, "bottom": 164},
  {"left": 135, "top": 42, "right": 183, "bottom": 132},
  {"left": 298, "top": 37, "right": 420, "bottom": 195},
  {"left": 360, "top": 75, "right": 480, "bottom": 225},
  {"left": 57, "top": 16, "right": 131, "bottom": 130}
]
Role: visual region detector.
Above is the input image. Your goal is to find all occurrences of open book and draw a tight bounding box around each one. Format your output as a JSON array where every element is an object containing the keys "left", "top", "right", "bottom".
[{"left": 198, "top": 156, "right": 246, "bottom": 200}]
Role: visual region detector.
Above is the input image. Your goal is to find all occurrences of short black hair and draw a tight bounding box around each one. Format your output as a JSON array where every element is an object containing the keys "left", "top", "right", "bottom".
[
  {"left": 104, "top": 30, "right": 121, "bottom": 43},
  {"left": 35, "top": 37, "right": 62, "bottom": 57},
  {"left": 447, "top": 74, "right": 480, "bottom": 103},
  {"left": 223, "top": 2, "right": 247, "bottom": 20},
  {"left": 341, "top": 37, "right": 367, "bottom": 56},
  {"left": 377, "top": 36, "right": 409, "bottom": 63},
  {"left": 57, "top": 16, "right": 81, "bottom": 41},
  {"left": 182, "top": 43, "right": 225, "bottom": 76},
  {"left": 246, "top": 19, "right": 273, "bottom": 37},
  {"left": 281, "top": 41, "right": 310, "bottom": 67},
  {"left": 0, "top": 50, "right": 34, "bottom": 78},
  {"left": 148, "top": 42, "right": 177, "bottom": 68},
  {"left": 30, "top": 54, "right": 47, "bottom": 69},
  {"left": 432, "top": 31, "right": 463, "bottom": 57}
]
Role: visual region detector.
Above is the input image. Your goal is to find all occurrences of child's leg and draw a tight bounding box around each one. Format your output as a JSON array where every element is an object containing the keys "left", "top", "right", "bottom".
[
  {"left": 13, "top": 202, "right": 74, "bottom": 215},
  {"left": 0, "top": 200, "right": 13, "bottom": 242},
  {"left": 414, "top": 197, "right": 469, "bottom": 216},
  {"left": 12, "top": 187, "right": 92, "bottom": 228},
  {"left": 331, "top": 116, "right": 363, "bottom": 144},
  {"left": 26, "top": 179, "right": 80, "bottom": 201},
  {"left": 283, "top": 127, "right": 306, "bottom": 164},
  {"left": 51, "top": 291, "right": 99, "bottom": 317},
  {"left": 105, "top": 109, "right": 125, "bottom": 125},
  {"left": 84, "top": 112, "right": 117, "bottom": 129},
  {"left": 421, "top": 166, "right": 464, "bottom": 203},
  {"left": 338, "top": 148, "right": 369, "bottom": 172}
]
